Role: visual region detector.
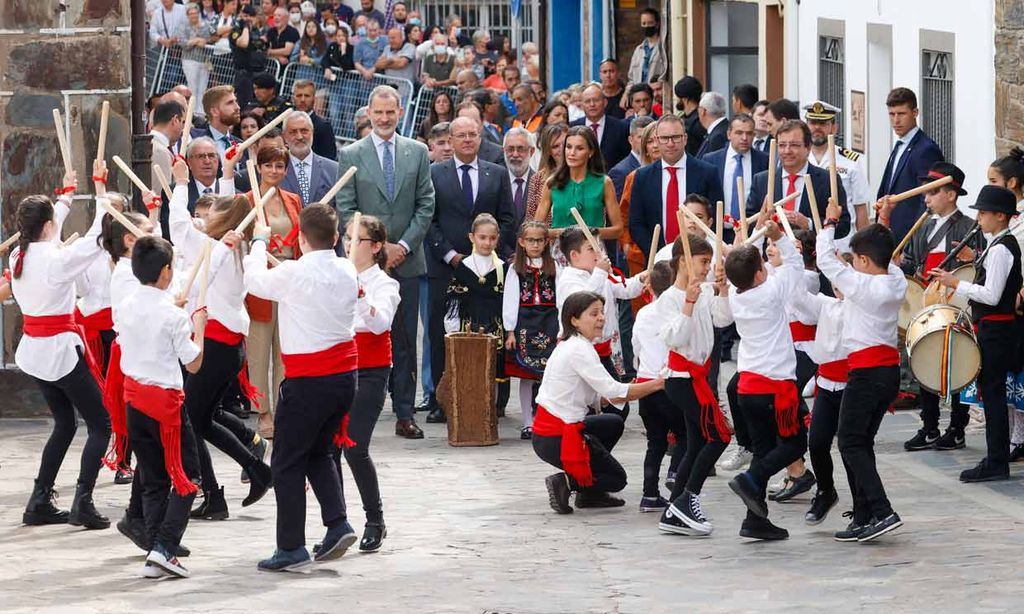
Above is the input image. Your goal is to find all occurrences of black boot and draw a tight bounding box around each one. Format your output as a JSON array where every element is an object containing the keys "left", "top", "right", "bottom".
[
  {"left": 68, "top": 482, "right": 110, "bottom": 530},
  {"left": 23, "top": 480, "right": 69, "bottom": 526},
  {"left": 190, "top": 486, "right": 229, "bottom": 520},
  {"left": 243, "top": 460, "right": 273, "bottom": 507}
]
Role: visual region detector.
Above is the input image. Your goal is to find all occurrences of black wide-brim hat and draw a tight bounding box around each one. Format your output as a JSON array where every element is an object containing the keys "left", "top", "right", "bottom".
[
  {"left": 918, "top": 161, "right": 967, "bottom": 196},
  {"left": 970, "top": 184, "right": 1018, "bottom": 215}
]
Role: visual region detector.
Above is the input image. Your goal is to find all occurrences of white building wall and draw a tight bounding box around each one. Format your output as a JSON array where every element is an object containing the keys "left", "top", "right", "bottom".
[{"left": 788, "top": 0, "right": 995, "bottom": 202}]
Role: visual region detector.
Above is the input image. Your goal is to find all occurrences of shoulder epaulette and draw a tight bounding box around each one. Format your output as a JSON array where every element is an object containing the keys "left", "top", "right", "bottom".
[{"left": 840, "top": 148, "right": 860, "bottom": 161}]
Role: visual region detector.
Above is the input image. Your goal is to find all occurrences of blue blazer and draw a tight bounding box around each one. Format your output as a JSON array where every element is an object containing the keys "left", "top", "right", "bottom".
[
  {"left": 628, "top": 157, "right": 724, "bottom": 256},
  {"left": 701, "top": 146, "right": 768, "bottom": 242},
  {"left": 876, "top": 129, "right": 945, "bottom": 242},
  {"left": 608, "top": 152, "right": 641, "bottom": 201},
  {"left": 746, "top": 163, "right": 850, "bottom": 239},
  {"left": 570, "top": 115, "right": 632, "bottom": 170}
]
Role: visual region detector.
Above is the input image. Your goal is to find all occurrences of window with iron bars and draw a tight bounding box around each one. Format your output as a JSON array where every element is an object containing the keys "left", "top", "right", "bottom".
[
  {"left": 419, "top": 0, "right": 538, "bottom": 54},
  {"left": 922, "top": 49, "right": 954, "bottom": 163},
  {"left": 818, "top": 35, "right": 845, "bottom": 147}
]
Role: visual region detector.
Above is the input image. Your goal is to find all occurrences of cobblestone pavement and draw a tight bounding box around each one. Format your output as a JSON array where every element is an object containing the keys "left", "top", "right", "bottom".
[{"left": 2, "top": 385, "right": 1024, "bottom": 613}]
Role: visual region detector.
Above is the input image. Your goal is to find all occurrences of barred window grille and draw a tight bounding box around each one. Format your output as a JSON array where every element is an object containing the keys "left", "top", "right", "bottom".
[
  {"left": 922, "top": 49, "right": 954, "bottom": 162},
  {"left": 818, "top": 35, "right": 845, "bottom": 146},
  {"left": 420, "top": 0, "right": 538, "bottom": 54}
]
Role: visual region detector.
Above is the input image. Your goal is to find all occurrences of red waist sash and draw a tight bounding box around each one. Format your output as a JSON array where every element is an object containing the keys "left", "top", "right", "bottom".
[
  {"left": 102, "top": 339, "right": 127, "bottom": 470},
  {"left": 789, "top": 321, "right": 817, "bottom": 343},
  {"left": 355, "top": 331, "right": 392, "bottom": 369},
  {"left": 738, "top": 372, "right": 800, "bottom": 437},
  {"left": 532, "top": 405, "right": 593, "bottom": 488},
  {"left": 281, "top": 339, "right": 358, "bottom": 378},
  {"left": 667, "top": 352, "right": 731, "bottom": 443},
  {"left": 123, "top": 377, "right": 197, "bottom": 496},
  {"left": 23, "top": 313, "right": 104, "bottom": 387},
  {"left": 818, "top": 359, "right": 850, "bottom": 383},
  {"left": 594, "top": 339, "right": 612, "bottom": 358},
  {"left": 848, "top": 345, "right": 899, "bottom": 370}
]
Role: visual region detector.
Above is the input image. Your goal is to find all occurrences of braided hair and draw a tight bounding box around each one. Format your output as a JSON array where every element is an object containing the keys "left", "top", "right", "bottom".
[{"left": 13, "top": 196, "right": 55, "bottom": 279}]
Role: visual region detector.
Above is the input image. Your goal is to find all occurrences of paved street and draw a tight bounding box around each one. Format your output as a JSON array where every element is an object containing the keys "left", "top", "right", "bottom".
[{"left": 2, "top": 388, "right": 1024, "bottom": 613}]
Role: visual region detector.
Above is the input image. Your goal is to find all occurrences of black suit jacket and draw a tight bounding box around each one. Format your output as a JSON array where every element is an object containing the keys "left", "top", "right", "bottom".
[
  {"left": 628, "top": 157, "right": 724, "bottom": 256},
  {"left": 426, "top": 158, "right": 515, "bottom": 278},
  {"left": 608, "top": 152, "right": 641, "bottom": 201},
  {"left": 310, "top": 112, "right": 338, "bottom": 161},
  {"left": 876, "top": 128, "right": 945, "bottom": 242},
  {"left": 746, "top": 163, "right": 850, "bottom": 239},
  {"left": 695, "top": 118, "right": 729, "bottom": 159},
  {"left": 159, "top": 178, "right": 212, "bottom": 241},
  {"left": 570, "top": 115, "right": 632, "bottom": 169},
  {"left": 478, "top": 139, "right": 506, "bottom": 168},
  {"left": 701, "top": 146, "right": 769, "bottom": 243},
  {"left": 898, "top": 209, "right": 978, "bottom": 276}
]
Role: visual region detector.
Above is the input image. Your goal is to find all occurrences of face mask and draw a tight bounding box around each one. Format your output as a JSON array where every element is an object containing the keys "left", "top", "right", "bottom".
[
  {"left": 642, "top": 25, "right": 658, "bottom": 38},
  {"left": 433, "top": 45, "right": 447, "bottom": 56},
  {"left": 453, "top": 27, "right": 461, "bottom": 37},
  {"left": 324, "top": 25, "right": 337, "bottom": 35},
  {"left": 357, "top": 26, "right": 366, "bottom": 37},
  {"left": 409, "top": 18, "right": 421, "bottom": 26},
  {"left": 289, "top": 12, "right": 301, "bottom": 25}
]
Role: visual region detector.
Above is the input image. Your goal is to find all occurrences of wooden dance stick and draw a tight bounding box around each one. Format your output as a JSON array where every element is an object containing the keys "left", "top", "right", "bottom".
[
  {"left": 678, "top": 205, "right": 716, "bottom": 240},
  {"left": 348, "top": 211, "right": 362, "bottom": 257},
  {"left": 178, "top": 240, "right": 211, "bottom": 303},
  {"left": 766, "top": 139, "right": 778, "bottom": 207},
  {"left": 152, "top": 164, "right": 173, "bottom": 199},
  {"left": 774, "top": 204, "right": 797, "bottom": 241},
  {"left": 676, "top": 209, "right": 695, "bottom": 281},
  {"left": 98, "top": 198, "right": 147, "bottom": 238},
  {"left": 181, "top": 96, "right": 196, "bottom": 150},
  {"left": 53, "top": 109, "right": 73, "bottom": 174},
  {"left": 570, "top": 207, "right": 602, "bottom": 253},
  {"left": 318, "top": 166, "right": 358, "bottom": 206},
  {"left": 197, "top": 243, "right": 211, "bottom": 310},
  {"left": 246, "top": 159, "right": 266, "bottom": 226},
  {"left": 234, "top": 187, "right": 277, "bottom": 234},
  {"left": 60, "top": 232, "right": 80, "bottom": 247},
  {"left": 646, "top": 224, "right": 660, "bottom": 276},
  {"left": 714, "top": 201, "right": 724, "bottom": 270},
  {"left": 888, "top": 175, "right": 954, "bottom": 205},
  {"left": 743, "top": 225, "right": 769, "bottom": 245},
  {"left": 737, "top": 175, "right": 748, "bottom": 241},
  {"left": 803, "top": 174, "right": 824, "bottom": 232},
  {"left": 97, "top": 101, "right": 110, "bottom": 162},
  {"left": 111, "top": 155, "right": 152, "bottom": 197},
  {"left": 891, "top": 210, "right": 931, "bottom": 261},
  {"left": 0, "top": 233, "right": 21, "bottom": 253},
  {"left": 266, "top": 252, "right": 281, "bottom": 267},
  {"left": 827, "top": 135, "right": 839, "bottom": 203},
  {"left": 234, "top": 108, "right": 293, "bottom": 156}
]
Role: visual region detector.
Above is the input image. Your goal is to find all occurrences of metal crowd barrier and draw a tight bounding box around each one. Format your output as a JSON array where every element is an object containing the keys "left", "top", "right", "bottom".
[
  {"left": 149, "top": 45, "right": 281, "bottom": 98},
  {"left": 404, "top": 85, "right": 459, "bottom": 138}
]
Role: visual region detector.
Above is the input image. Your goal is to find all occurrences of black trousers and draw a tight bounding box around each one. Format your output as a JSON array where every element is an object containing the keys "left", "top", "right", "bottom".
[
  {"left": 533, "top": 414, "right": 627, "bottom": 493},
  {"left": 598, "top": 354, "right": 630, "bottom": 421},
  {"left": 808, "top": 386, "right": 848, "bottom": 494},
  {"left": 33, "top": 354, "right": 110, "bottom": 489},
  {"left": 920, "top": 390, "right": 968, "bottom": 433},
  {"left": 391, "top": 275, "right": 419, "bottom": 419},
  {"left": 742, "top": 392, "right": 808, "bottom": 496},
  {"left": 618, "top": 299, "right": 636, "bottom": 380},
  {"left": 339, "top": 367, "right": 390, "bottom": 525},
  {"left": 977, "top": 321, "right": 1016, "bottom": 465},
  {"left": 184, "top": 339, "right": 257, "bottom": 491},
  {"left": 127, "top": 404, "right": 200, "bottom": 551},
  {"left": 837, "top": 365, "right": 900, "bottom": 523},
  {"left": 638, "top": 390, "right": 685, "bottom": 497},
  {"left": 427, "top": 271, "right": 452, "bottom": 392},
  {"left": 273, "top": 371, "right": 356, "bottom": 551},
  {"left": 726, "top": 372, "right": 750, "bottom": 449},
  {"left": 667, "top": 379, "right": 729, "bottom": 498}
]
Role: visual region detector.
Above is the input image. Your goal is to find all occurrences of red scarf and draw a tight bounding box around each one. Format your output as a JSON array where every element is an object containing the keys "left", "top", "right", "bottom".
[
  {"left": 22, "top": 313, "right": 105, "bottom": 387},
  {"left": 205, "top": 319, "right": 263, "bottom": 409},
  {"left": 280, "top": 339, "right": 358, "bottom": 378},
  {"left": 355, "top": 331, "right": 392, "bottom": 369},
  {"left": 818, "top": 359, "right": 850, "bottom": 383},
  {"left": 102, "top": 340, "right": 128, "bottom": 469},
  {"left": 123, "top": 377, "right": 197, "bottom": 496},
  {"left": 332, "top": 412, "right": 356, "bottom": 448},
  {"left": 738, "top": 372, "right": 800, "bottom": 437},
  {"left": 667, "top": 352, "right": 732, "bottom": 443},
  {"left": 789, "top": 321, "right": 817, "bottom": 343},
  {"left": 532, "top": 405, "right": 593, "bottom": 488},
  {"left": 848, "top": 345, "right": 899, "bottom": 370}
]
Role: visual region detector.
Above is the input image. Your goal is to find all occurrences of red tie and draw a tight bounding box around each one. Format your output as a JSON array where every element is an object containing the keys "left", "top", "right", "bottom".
[
  {"left": 665, "top": 166, "right": 680, "bottom": 243},
  {"left": 785, "top": 174, "right": 799, "bottom": 210},
  {"left": 590, "top": 123, "right": 600, "bottom": 136}
]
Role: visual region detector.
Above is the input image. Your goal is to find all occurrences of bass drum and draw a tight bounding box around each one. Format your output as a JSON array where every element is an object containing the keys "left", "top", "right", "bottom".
[
  {"left": 899, "top": 276, "right": 926, "bottom": 334},
  {"left": 947, "top": 264, "right": 976, "bottom": 312},
  {"left": 906, "top": 304, "right": 980, "bottom": 395}
]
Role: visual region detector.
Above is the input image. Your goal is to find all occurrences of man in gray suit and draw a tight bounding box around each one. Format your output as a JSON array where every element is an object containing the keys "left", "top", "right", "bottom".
[
  {"left": 281, "top": 111, "right": 340, "bottom": 207},
  {"left": 337, "top": 86, "right": 435, "bottom": 439}
]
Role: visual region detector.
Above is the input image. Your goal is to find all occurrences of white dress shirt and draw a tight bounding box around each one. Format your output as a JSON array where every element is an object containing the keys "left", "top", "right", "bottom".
[
  {"left": 12, "top": 199, "right": 106, "bottom": 381},
  {"left": 534, "top": 334, "right": 630, "bottom": 423},
  {"left": 728, "top": 234, "right": 803, "bottom": 381},
  {"left": 355, "top": 264, "right": 401, "bottom": 334},
  {"left": 926, "top": 210, "right": 956, "bottom": 251},
  {"left": 208, "top": 125, "right": 233, "bottom": 161},
  {"left": 75, "top": 252, "right": 113, "bottom": 317},
  {"left": 116, "top": 285, "right": 199, "bottom": 390},
  {"left": 800, "top": 292, "right": 848, "bottom": 392},
  {"left": 556, "top": 265, "right": 643, "bottom": 342},
  {"left": 502, "top": 257, "right": 542, "bottom": 331},
  {"left": 955, "top": 229, "right": 1014, "bottom": 306},
  {"left": 816, "top": 226, "right": 907, "bottom": 354},
  {"left": 632, "top": 301, "right": 669, "bottom": 379},
  {"left": 722, "top": 146, "right": 752, "bottom": 212},
  {"left": 890, "top": 126, "right": 920, "bottom": 174},
  {"left": 109, "top": 258, "right": 140, "bottom": 310},
  {"left": 657, "top": 284, "right": 733, "bottom": 378},
  {"left": 244, "top": 244, "right": 359, "bottom": 354}
]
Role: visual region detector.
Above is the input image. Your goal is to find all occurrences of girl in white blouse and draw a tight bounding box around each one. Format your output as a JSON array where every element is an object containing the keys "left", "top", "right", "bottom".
[{"left": 533, "top": 291, "right": 663, "bottom": 514}]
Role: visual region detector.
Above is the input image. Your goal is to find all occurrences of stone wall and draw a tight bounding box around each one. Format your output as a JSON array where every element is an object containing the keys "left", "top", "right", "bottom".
[
  {"left": 995, "top": 0, "right": 1024, "bottom": 154},
  {"left": 0, "top": 0, "right": 132, "bottom": 416}
]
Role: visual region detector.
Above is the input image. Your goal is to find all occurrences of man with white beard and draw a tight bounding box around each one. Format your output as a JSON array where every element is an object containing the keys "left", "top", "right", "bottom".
[
  {"left": 503, "top": 127, "right": 536, "bottom": 239},
  {"left": 280, "top": 111, "right": 340, "bottom": 206}
]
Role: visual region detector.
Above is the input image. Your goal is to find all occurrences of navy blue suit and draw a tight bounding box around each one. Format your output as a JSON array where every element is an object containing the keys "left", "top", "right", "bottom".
[
  {"left": 608, "top": 152, "right": 641, "bottom": 201},
  {"left": 876, "top": 128, "right": 945, "bottom": 242},
  {"left": 746, "top": 163, "right": 851, "bottom": 239},
  {"left": 628, "top": 157, "right": 724, "bottom": 257},
  {"left": 570, "top": 115, "right": 632, "bottom": 170},
  {"left": 702, "top": 146, "right": 768, "bottom": 242}
]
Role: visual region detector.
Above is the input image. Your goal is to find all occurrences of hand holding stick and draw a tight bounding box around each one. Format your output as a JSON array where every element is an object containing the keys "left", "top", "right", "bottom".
[
  {"left": 318, "top": 166, "right": 358, "bottom": 205},
  {"left": 744, "top": 225, "right": 769, "bottom": 245},
  {"left": 97, "top": 198, "right": 147, "bottom": 238},
  {"left": 886, "top": 175, "right": 954, "bottom": 205},
  {"left": 774, "top": 204, "right": 797, "bottom": 241}
]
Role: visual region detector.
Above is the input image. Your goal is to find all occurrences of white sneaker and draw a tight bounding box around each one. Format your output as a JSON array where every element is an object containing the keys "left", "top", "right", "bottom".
[
  {"left": 718, "top": 446, "right": 753, "bottom": 471},
  {"left": 146, "top": 546, "right": 190, "bottom": 579},
  {"left": 767, "top": 472, "right": 789, "bottom": 495},
  {"left": 141, "top": 563, "right": 166, "bottom": 579}
]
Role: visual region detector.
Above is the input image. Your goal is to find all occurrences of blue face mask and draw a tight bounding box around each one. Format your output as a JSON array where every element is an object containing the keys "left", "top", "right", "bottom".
[
  {"left": 409, "top": 17, "right": 421, "bottom": 26},
  {"left": 356, "top": 26, "right": 366, "bottom": 37}
]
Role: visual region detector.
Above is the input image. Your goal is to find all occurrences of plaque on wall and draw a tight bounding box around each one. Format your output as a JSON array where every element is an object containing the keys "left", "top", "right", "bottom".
[{"left": 850, "top": 90, "right": 866, "bottom": 153}]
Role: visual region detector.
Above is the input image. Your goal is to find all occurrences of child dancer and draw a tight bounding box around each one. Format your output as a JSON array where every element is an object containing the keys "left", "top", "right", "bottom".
[
  {"left": 534, "top": 291, "right": 665, "bottom": 513},
  {"left": 724, "top": 219, "right": 807, "bottom": 540},
  {"left": 115, "top": 236, "right": 206, "bottom": 579},
  {"left": 632, "top": 261, "right": 682, "bottom": 512},
  {"left": 245, "top": 204, "right": 359, "bottom": 572},
  {"left": 817, "top": 198, "right": 907, "bottom": 541},
  {"left": 556, "top": 227, "right": 646, "bottom": 419},
  {"left": 657, "top": 234, "right": 734, "bottom": 536},
  {"left": 17, "top": 165, "right": 112, "bottom": 530},
  {"left": 341, "top": 214, "right": 400, "bottom": 552},
  {"left": 503, "top": 220, "right": 559, "bottom": 439}
]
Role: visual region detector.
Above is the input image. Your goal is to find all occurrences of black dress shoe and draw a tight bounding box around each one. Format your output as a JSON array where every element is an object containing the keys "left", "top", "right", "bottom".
[
  {"left": 359, "top": 523, "right": 387, "bottom": 552},
  {"left": 739, "top": 514, "right": 788, "bottom": 540},
  {"left": 243, "top": 461, "right": 273, "bottom": 507},
  {"left": 960, "top": 459, "right": 1010, "bottom": 482},
  {"left": 426, "top": 406, "right": 446, "bottom": 423},
  {"left": 770, "top": 469, "right": 816, "bottom": 502},
  {"left": 395, "top": 418, "right": 424, "bottom": 439},
  {"left": 545, "top": 472, "right": 573, "bottom": 514},
  {"left": 414, "top": 395, "right": 436, "bottom": 413},
  {"left": 728, "top": 472, "right": 768, "bottom": 519},
  {"left": 191, "top": 486, "right": 229, "bottom": 520},
  {"left": 575, "top": 490, "right": 626, "bottom": 509},
  {"left": 804, "top": 488, "right": 838, "bottom": 525}
]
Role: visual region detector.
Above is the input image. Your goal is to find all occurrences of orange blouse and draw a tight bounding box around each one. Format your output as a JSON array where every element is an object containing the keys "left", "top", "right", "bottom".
[{"left": 244, "top": 188, "right": 303, "bottom": 322}]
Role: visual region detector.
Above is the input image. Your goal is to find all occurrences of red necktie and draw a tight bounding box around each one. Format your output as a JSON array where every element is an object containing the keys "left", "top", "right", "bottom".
[
  {"left": 590, "top": 123, "right": 600, "bottom": 136},
  {"left": 665, "top": 166, "right": 680, "bottom": 242},
  {"left": 785, "top": 174, "right": 798, "bottom": 210}
]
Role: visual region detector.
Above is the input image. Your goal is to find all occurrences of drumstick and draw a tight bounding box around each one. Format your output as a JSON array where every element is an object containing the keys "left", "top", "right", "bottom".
[
  {"left": 181, "top": 96, "right": 196, "bottom": 150},
  {"left": 318, "top": 166, "right": 358, "bottom": 206},
  {"left": 803, "top": 173, "right": 823, "bottom": 232},
  {"left": 97, "top": 101, "right": 110, "bottom": 162},
  {"left": 246, "top": 159, "right": 266, "bottom": 226},
  {"left": 60, "top": 232, "right": 80, "bottom": 247},
  {"left": 679, "top": 205, "right": 716, "bottom": 239},
  {"left": 714, "top": 200, "right": 724, "bottom": 271},
  {"left": 767, "top": 139, "right": 777, "bottom": 207},
  {"left": 569, "top": 207, "right": 602, "bottom": 253},
  {"left": 891, "top": 210, "right": 931, "bottom": 261},
  {"left": 774, "top": 204, "right": 797, "bottom": 241},
  {"left": 349, "top": 211, "right": 362, "bottom": 257},
  {"left": 152, "top": 164, "right": 173, "bottom": 199},
  {"left": 111, "top": 155, "right": 152, "bottom": 196},
  {"left": 177, "top": 240, "right": 210, "bottom": 302},
  {"left": 0, "top": 233, "right": 21, "bottom": 253},
  {"left": 98, "top": 198, "right": 147, "bottom": 238},
  {"left": 888, "top": 175, "right": 954, "bottom": 205},
  {"left": 737, "top": 175, "right": 748, "bottom": 242},
  {"left": 676, "top": 209, "right": 695, "bottom": 281},
  {"left": 53, "top": 109, "right": 73, "bottom": 174},
  {"left": 827, "top": 135, "right": 839, "bottom": 203},
  {"left": 234, "top": 187, "right": 277, "bottom": 234},
  {"left": 744, "top": 225, "right": 768, "bottom": 245},
  {"left": 232, "top": 108, "right": 293, "bottom": 158},
  {"left": 646, "top": 224, "right": 660, "bottom": 276}
]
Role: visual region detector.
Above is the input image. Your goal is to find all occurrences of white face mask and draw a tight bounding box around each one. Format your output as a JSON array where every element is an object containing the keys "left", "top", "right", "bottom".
[
  {"left": 324, "top": 25, "right": 337, "bottom": 36},
  {"left": 434, "top": 45, "right": 447, "bottom": 56},
  {"left": 289, "top": 12, "right": 301, "bottom": 25}
]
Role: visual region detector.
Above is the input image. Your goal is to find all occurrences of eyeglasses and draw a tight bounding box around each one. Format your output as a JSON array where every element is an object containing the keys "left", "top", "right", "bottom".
[
  {"left": 342, "top": 236, "right": 373, "bottom": 244},
  {"left": 656, "top": 134, "right": 685, "bottom": 143},
  {"left": 189, "top": 153, "right": 219, "bottom": 161},
  {"left": 451, "top": 132, "right": 479, "bottom": 140},
  {"left": 776, "top": 142, "right": 805, "bottom": 150},
  {"left": 521, "top": 237, "right": 546, "bottom": 244}
]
